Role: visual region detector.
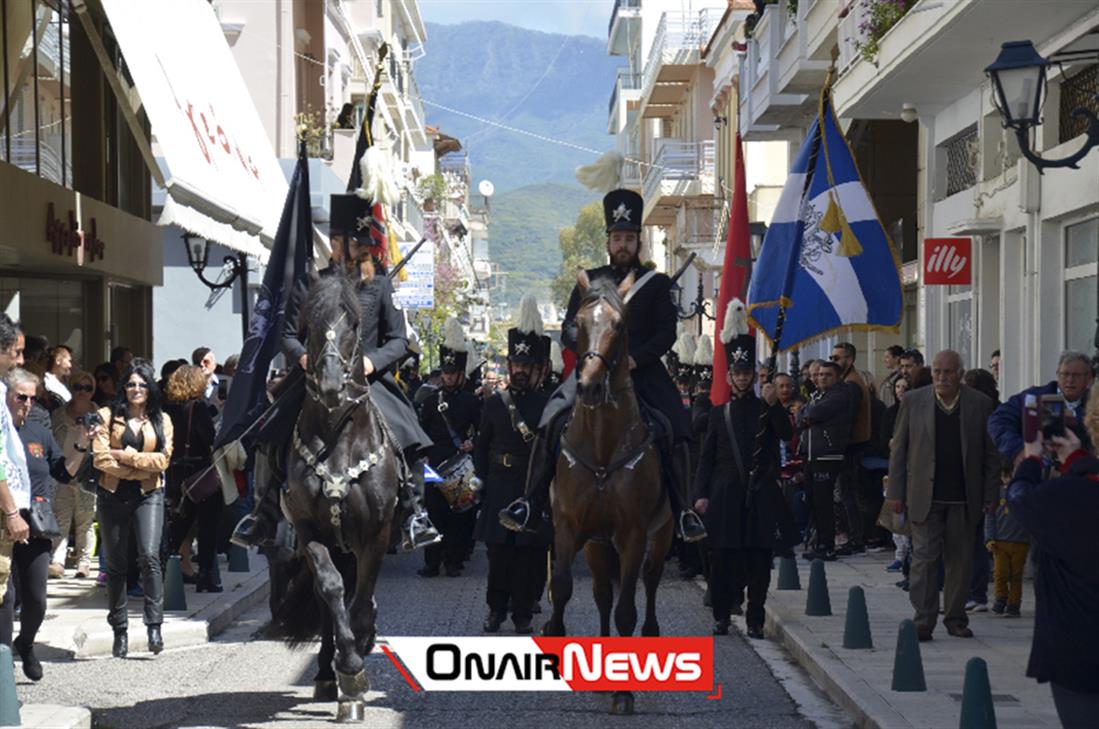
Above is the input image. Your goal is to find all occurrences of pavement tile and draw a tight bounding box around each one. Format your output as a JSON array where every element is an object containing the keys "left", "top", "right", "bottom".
[{"left": 762, "top": 551, "right": 1060, "bottom": 728}]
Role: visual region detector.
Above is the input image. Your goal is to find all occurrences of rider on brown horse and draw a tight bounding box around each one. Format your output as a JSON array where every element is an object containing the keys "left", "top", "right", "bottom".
[
  {"left": 499, "top": 188, "right": 707, "bottom": 543},
  {"left": 231, "top": 192, "right": 440, "bottom": 551}
]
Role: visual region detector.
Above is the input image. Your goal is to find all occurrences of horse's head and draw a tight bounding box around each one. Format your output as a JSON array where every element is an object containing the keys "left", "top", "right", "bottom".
[
  {"left": 302, "top": 272, "right": 364, "bottom": 411},
  {"left": 574, "top": 269, "right": 633, "bottom": 408}
]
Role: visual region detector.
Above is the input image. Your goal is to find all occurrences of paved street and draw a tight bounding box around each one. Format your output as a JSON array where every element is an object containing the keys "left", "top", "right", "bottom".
[{"left": 16, "top": 548, "right": 847, "bottom": 728}]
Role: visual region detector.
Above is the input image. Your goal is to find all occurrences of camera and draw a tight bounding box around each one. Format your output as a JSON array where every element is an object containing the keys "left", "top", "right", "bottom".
[{"left": 75, "top": 411, "right": 103, "bottom": 428}]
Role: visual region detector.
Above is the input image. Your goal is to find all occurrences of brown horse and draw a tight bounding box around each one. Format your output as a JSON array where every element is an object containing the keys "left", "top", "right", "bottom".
[{"left": 542, "top": 270, "right": 674, "bottom": 715}]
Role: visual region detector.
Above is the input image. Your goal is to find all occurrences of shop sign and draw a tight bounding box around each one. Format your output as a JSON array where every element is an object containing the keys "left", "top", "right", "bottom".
[
  {"left": 45, "top": 203, "right": 106, "bottom": 264},
  {"left": 923, "top": 237, "right": 971, "bottom": 285}
]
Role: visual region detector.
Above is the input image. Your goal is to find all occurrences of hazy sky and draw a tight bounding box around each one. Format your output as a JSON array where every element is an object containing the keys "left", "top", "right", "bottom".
[{"left": 419, "top": 0, "right": 607, "bottom": 39}]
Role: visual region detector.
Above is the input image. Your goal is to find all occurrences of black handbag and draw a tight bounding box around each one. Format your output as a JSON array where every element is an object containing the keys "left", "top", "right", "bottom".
[
  {"left": 28, "top": 496, "right": 61, "bottom": 539},
  {"left": 75, "top": 451, "right": 100, "bottom": 495},
  {"left": 180, "top": 402, "right": 221, "bottom": 504}
]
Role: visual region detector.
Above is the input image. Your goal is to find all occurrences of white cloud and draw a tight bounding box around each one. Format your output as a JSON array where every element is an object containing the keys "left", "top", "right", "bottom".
[{"left": 419, "top": 0, "right": 606, "bottom": 39}]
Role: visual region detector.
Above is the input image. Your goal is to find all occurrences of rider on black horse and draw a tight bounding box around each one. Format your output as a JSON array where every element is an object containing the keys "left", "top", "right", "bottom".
[
  {"left": 499, "top": 188, "right": 707, "bottom": 543},
  {"left": 231, "top": 192, "right": 440, "bottom": 551}
]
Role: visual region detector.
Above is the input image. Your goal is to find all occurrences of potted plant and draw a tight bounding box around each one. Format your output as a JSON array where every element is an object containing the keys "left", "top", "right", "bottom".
[{"left": 853, "top": 0, "right": 917, "bottom": 65}]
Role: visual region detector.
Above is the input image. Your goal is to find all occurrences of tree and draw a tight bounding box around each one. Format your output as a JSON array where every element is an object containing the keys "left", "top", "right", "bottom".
[{"left": 551, "top": 201, "right": 606, "bottom": 310}]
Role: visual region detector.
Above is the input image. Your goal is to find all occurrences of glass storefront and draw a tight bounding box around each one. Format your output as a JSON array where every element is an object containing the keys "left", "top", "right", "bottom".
[{"left": 0, "top": 274, "right": 94, "bottom": 368}]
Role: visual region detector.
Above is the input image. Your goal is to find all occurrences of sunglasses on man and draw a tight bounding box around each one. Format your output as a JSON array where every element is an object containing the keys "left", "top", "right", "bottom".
[{"left": 14, "top": 394, "right": 37, "bottom": 403}]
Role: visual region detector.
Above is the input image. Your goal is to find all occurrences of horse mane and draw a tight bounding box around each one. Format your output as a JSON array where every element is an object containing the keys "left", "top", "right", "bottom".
[
  {"left": 302, "top": 271, "right": 361, "bottom": 335},
  {"left": 579, "top": 275, "right": 625, "bottom": 315}
]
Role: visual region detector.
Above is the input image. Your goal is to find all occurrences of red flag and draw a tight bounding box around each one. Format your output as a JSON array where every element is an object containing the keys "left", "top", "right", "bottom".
[{"left": 710, "top": 133, "right": 752, "bottom": 406}]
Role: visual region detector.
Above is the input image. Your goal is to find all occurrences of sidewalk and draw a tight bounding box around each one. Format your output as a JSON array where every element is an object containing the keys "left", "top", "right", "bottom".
[
  {"left": 759, "top": 551, "right": 1058, "bottom": 729},
  {"left": 33, "top": 548, "right": 269, "bottom": 659}
]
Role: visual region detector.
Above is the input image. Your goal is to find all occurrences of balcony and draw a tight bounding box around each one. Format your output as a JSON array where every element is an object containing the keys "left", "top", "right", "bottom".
[
  {"left": 833, "top": 0, "right": 1094, "bottom": 120},
  {"left": 738, "top": 0, "right": 831, "bottom": 139},
  {"left": 607, "top": 68, "right": 642, "bottom": 134},
  {"left": 639, "top": 9, "right": 721, "bottom": 119},
  {"left": 608, "top": 0, "right": 641, "bottom": 57},
  {"left": 675, "top": 202, "right": 723, "bottom": 250},
  {"left": 641, "top": 139, "right": 715, "bottom": 226}
]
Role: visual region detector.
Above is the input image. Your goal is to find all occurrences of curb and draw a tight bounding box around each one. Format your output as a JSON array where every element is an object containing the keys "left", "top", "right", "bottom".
[
  {"left": 70, "top": 567, "right": 270, "bottom": 658},
  {"left": 17, "top": 704, "right": 91, "bottom": 729},
  {"left": 763, "top": 598, "right": 911, "bottom": 729}
]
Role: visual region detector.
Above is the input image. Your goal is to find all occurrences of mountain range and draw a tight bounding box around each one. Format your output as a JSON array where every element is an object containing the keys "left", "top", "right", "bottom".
[{"left": 416, "top": 21, "right": 620, "bottom": 304}]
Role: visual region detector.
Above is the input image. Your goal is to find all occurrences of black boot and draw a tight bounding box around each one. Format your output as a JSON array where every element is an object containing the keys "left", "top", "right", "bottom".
[
  {"left": 13, "top": 636, "right": 42, "bottom": 681},
  {"left": 147, "top": 625, "right": 164, "bottom": 655},
  {"left": 112, "top": 630, "right": 128, "bottom": 659},
  {"left": 231, "top": 446, "right": 283, "bottom": 548},
  {"left": 500, "top": 432, "right": 553, "bottom": 533},
  {"left": 399, "top": 457, "right": 442, "bottom": 551},
  {"left": 483, "top": 610, "right": 506, "bottom": 633},
  {"left": 196, "top": 570, "right": 223, "bottom": 593}
]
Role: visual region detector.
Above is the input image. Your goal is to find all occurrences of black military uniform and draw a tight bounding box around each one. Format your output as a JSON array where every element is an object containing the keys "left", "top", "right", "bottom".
[
  {"left": 419, "top": 330, "right": 482, "bottom": 577},
  {"left": 231, "top": 193, "right": 437, "bottom": 550},
  {"left": 474, "top": 323, "right": 550, "bottom": 634},
  {"left": 695, "top": 314, "right": 792, "bottom": 638},
  {"left": 499, "top": 189, "right": 705, "bottom": 542}
]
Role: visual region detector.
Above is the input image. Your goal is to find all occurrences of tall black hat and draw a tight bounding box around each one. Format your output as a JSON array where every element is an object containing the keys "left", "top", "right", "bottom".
[
  {"left": 439, "top": 318, "right": 469, "bottom": 374},
  {"left": 671, "top": 330, "right": 696, "bottom": 384},
  {"left": 329, "top": 193, "right": 387, "bottom": 260},
  {"left": 508, "top": 295, "right": 543, "bottom": 365},
  {"left": 602, "top": 189, "right": 643, "bottom": 233},
  {"left": 693, "top": 334, "right": 714, "bottom": 384},
  {"left": 719, "top": 298, "right": 755, "bottom": 372}
]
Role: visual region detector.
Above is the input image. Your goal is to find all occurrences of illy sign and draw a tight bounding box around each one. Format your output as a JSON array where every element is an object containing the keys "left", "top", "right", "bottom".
[{"left": 923, "top": 237, "right": 971, "bottom": 286}]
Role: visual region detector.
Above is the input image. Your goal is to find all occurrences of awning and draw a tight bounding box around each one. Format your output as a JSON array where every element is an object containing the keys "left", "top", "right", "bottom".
[{"left": 93, "top": 0, "right": 287, "bottom": 260}]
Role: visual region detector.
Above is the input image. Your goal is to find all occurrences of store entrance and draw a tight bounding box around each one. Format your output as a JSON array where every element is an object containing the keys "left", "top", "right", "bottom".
[{"left": 0, "top": 275, "right": 95, "bottom": 370}]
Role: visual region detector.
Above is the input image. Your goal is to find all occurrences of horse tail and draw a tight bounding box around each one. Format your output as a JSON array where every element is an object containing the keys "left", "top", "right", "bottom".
[{"left": 267, "top": 553, "right": 326, "bottom": 647}]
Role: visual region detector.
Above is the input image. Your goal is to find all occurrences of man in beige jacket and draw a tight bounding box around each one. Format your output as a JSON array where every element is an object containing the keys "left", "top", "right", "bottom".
[{"left": 887, "top": 350, "right": 999, "bottom": 641}]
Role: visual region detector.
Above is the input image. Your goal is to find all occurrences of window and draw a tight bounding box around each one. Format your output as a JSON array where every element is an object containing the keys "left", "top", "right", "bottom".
[
  {"left": 2, "top": 0, "right": 71, "bottom": 186},
  {"left": 1065, "top": 217, "right": 1099, "bottom": 354}
]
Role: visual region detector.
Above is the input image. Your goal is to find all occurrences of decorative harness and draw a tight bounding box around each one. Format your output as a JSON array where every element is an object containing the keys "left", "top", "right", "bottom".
[{"left": 294, "top": 311, "right": 400, "bottom": 551}]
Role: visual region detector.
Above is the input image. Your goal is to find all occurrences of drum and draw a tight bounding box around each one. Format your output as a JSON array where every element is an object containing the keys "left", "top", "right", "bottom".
[{"left": 435, "top": 453, "right": 479, "bottom": 512}]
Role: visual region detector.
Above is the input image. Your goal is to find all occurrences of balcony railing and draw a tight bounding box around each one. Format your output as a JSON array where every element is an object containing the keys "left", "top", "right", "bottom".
[
  {"left": 608, "top": 0, "right": 641, "bottom": 37},
  {"left": 406, "top": 67, "right": 426, "bottom": 128},
  {"left": 608, "top": 69, "right": 641, "bottom": 116},
  {"left": 439, "top": 152, "right": 469, "bottom": 178},
  {"left": 640, "top": 11, "right": 721, "bottom": 99},
  {"left": 642, "top": 139, "right": 715, "bottom": 202}
]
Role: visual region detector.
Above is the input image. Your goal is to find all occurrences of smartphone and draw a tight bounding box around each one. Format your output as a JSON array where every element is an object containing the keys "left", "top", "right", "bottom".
[
  {"left": 1022, "top": 393, "right": 1040, "bottom": 443},
  {"left": 1040, "top": 394, "right": 1066, "bottom": 439}
]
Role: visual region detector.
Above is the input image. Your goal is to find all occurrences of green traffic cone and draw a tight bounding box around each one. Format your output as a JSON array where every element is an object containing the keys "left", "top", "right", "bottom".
[
  {"left": 0, "top": 645, "right": 21, "bottom": 726},
  {"left": 960, "top": 657, "right": 997, "bottom": 729},
  {"left": 891, "top": 619, "right": 927, "bottom": 692},
  {"left": 777, "top": 556, "right": 801, "bottom": 590},
  {"left": 228, "top": 544, "right": 250, "bottom": 572},
  {"left": 163, "top": 555, "right": 188, "bottom": 611},
  {"left": 805, "top": 559, "right": 831, "bottom": 616},
  {"left": 842, "top": 586, "right": 873, "bottom": 649}
]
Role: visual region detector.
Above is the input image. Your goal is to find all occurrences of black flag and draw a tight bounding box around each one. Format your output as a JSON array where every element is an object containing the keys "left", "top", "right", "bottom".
[{"left": 214, "top": 146, "right": 313, "bottom": 449}]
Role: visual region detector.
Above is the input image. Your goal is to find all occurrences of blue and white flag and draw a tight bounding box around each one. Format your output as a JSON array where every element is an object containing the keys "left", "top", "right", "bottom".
[{"left": 747, "top": 91, "right": 902, "bottom": 351}]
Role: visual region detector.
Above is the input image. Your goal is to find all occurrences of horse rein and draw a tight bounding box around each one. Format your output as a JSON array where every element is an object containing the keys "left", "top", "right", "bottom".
[
  {"left": 577, "top": 295, "right": 627, "bottom": 408},
  {"left": 305, "top": 310, "right": 369, "bottom": 410}
]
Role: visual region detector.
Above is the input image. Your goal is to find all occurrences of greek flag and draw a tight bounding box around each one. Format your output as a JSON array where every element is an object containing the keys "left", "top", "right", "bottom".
[{"left": 747, "top": 91, "right": 902, "bottom": 351}]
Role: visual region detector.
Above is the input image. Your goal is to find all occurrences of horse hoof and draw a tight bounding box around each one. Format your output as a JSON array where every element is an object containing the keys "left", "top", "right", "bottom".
[
  {"left": 336, "top": 698, "right": 365, "bottom": 723},
  {"left": 313, "top": 680, "right": 338, "bottom": 701},
  {"left": 337, "top": 669, "right": 370, "bottom": 698},
  {"left": 610, "top": 692, "right": 635, "bottom": 715}
]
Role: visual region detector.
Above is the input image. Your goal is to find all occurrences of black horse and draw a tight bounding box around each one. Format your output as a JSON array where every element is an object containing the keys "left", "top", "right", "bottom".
[{"left": 268, "top": 273, "right": 401, "bottom": 717}]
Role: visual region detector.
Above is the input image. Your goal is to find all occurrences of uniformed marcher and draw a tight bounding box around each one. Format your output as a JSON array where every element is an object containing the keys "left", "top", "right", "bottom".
[
  {"left": 231, "top": 192, "right": 438, "bottom": 551},
  {"left": 418, "top": 319, "right": 482, "bottom": 577},
  {"left": 499, "top": 189, "right": 707, "bottom": 542},
  {"left": 671, "top": 329, "right": 696, "bottom": 409},
  {"left": 474, "top": 296, "right": 551, "bottom": 634},
  {"left": 694, "top": 299, "right": 792, "bottom": 639}
]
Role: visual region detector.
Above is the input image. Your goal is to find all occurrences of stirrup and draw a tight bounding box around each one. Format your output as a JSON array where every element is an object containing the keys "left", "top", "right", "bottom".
[
  {"left": 679, "top": 510, "right": 708, "bottom": 543},
  {"left": 230, "top": 514, "right": 275, "bottom": 549},
  {"left": 402, "top": 513, "right": 442, "bottom": 552},
  {"left": 498, "top": 498, "right": 531, "bottom": 533}
]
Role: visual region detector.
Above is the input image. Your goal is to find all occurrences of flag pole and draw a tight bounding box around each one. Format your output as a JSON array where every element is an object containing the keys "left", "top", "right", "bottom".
[{"left": 745, "top": 69, "right": 834, "bottom": 511}]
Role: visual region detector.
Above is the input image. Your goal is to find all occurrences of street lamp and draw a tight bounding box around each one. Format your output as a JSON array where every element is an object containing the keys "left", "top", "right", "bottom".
[
  {"left": 182, "top": 233, "right": 245, "bottom": 291},
  {"left": 985, "top": 40, "right": 1099, "bottom": 172},
  {"left": 674, "top": 272, "right": 716, "bottom": 334}
]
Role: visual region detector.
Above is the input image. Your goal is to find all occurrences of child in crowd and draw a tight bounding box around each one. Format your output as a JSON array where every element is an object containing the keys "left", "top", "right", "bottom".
[{"left": 985, "top": 463, "right": 1030, "bottom": 617}]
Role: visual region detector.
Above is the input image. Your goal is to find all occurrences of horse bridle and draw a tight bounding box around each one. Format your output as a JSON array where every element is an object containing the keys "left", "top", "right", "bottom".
[
  {"left": 577, "top": 295, "right": 627, "bottom": 408},
  {"left": 305, "top": 311, "right": 366, "bottom": 408}
]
